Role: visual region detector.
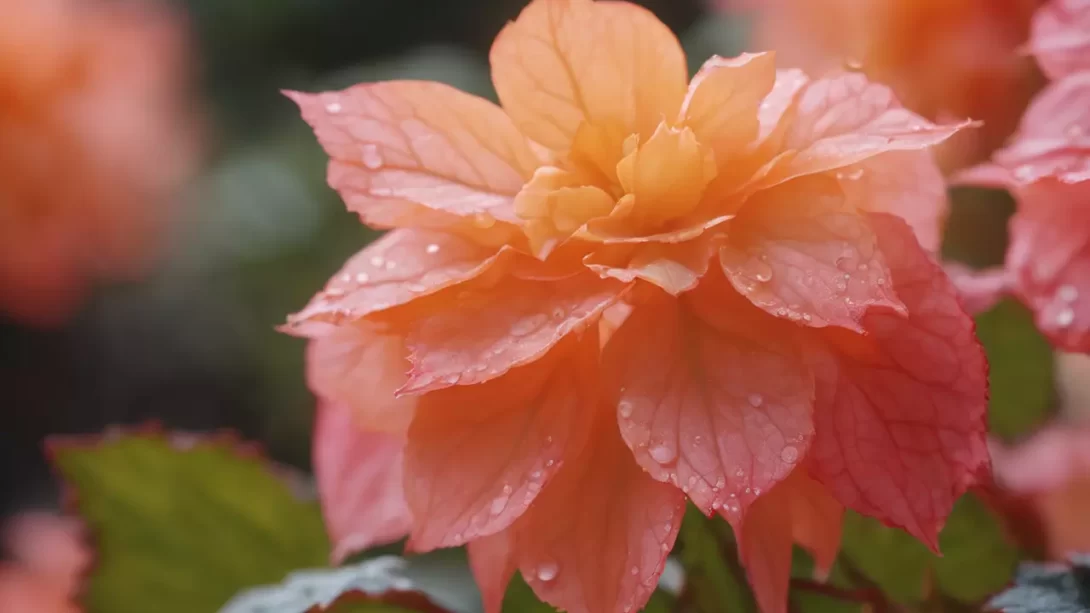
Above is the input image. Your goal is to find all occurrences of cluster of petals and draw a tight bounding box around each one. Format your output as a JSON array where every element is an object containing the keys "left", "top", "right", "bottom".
[
  {"left": 0, "top": 513, "right": 87, "bottom": 613},
  {"left": 0, "top": 0, "right": 198, "bottom": 325},
  {"left": 283, "top": 1, "right": 989, "bottom": 612},
  {"left": 956, "top": 0, "right": 1090, "bottom": 353},
  {"left": 991, "top": 424, "right": 1090, "bottom": 559},
  {"left": 727, "top": 0, "right": 1039, "bottom": 169}
]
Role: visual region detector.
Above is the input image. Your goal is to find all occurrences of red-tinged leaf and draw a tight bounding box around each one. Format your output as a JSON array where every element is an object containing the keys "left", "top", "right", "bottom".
[
  {"left": 720, "top": 177, "right": 905, "bottom": 332},
  {"left": 513, "top": 412, "right": 687, "bottom": 613},
  {"left": 603, "top": 277, "right": 814, "bottom": 523},
  {"left": 284, "top": 230, "right": 506, "bottom": 334},
  {"left": 467, "top": 532, "right": 517, "bottom": 613},
  {"left": 807, "top": 213, "right": 989, "bottom": 549},
  {"left": 1008, "top": 178, "right": 1090, "bottom": 352},
  {"left": 945, "top": 264, "right": 1012, "bottom": 316},
  {"left": 770, "top": 73, "right": 968, "bottom": 184},
  {"left": 738, "top": 480, "right": 794, "bottom": 613},
  {"left": 285, "top": 83, "right": 539, "bottom": 230},
  {"left": 681, "top": 53, "right": 777, "bottom": 163},
  {"left": 313, "top": 402, "right": 411, "bottom": 564},
  {"left": 489, "top": 0, "right": 688, "bottom": 151},
  {"left": 583, "top": 235, "right": 720, "bottom": 296},
  {"left": 306, "top": 324, "right": 416, "bottom": 435},
  {"left": 1030, "top": 0, "right": 1090, "bottom": 79},
  {"left": 839, "top": 151, "right": 948, "bottom": 253},
  {"left": 395, "top": 271, "right": 625, "bottom": 394},
  {"left": 403, "top": 333, "right": 599, "bottom": 551}
]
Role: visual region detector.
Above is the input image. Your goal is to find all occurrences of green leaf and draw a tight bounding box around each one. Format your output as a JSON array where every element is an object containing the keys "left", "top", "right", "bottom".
[
  {"left": 840, "top": 493, "right": 1021, "bottom": 604},
  {"left": 223, "top": 552, "right": 480, "bottom": 613},
  {"left": 676, "top": 505, "right": 756, "bottom": 613},
  {"left": 50, "top": 430, "right": 330, "bottom": 613},
  {"left": 990, "top": 555, "right": 1090, "bottom": 613},
  {"left": 976, "top": 299, "right": 1056, "bottom": 441}
]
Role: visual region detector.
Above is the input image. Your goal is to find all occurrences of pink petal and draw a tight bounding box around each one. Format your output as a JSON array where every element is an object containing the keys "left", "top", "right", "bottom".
[
  {"left": 1030, "top": 0, "right": 1090, "bottom": 79},
  {"left": 583, "top": 235, "right": 720, "bottom": 296},
  {"left": 720, "top": 177, "right": 905, "bottom": 332},
  {"left": 396, "top": 271, "right": 625, "bottom": 394},
  {"left": 770, "top": 73, "right": 968, "bottom": 185},
  {"left": 681, "top": 53, "right": 777, "bottom": 163},
  {"left": 468, "top": 531, "right": 517, "bottom": 613},
  {"left": 603, "top": 276, "right": 814, "bottom": 523},
  {"left": 1015, "top": 72, "right": 1090, "bottom": 144},
  {"left": 286, "top": 83, "right": 539, "bottom": 230},
  {"left": 306, "top": 324, "right": 416, "bottom": 435},
  {"left": 312, "top": 402, "right": 412, "bottom": 563},
  {"left": 403, "top": 334, "right": 599, "bottom": 551},
  {"left": 944, "top": 263, "right": 1011, "bottom": 316},
  {"left": 513, "top": 412, "right": 686, "bottom": 613},
  {"left": 807, "top": 213, "right": 989, "bottom": 550},
  {"left": 284, "top": 230, "right": 506, "bottom": 335},
  {"left": 1008, "top": 177, "right": 1090, "bottom": 351}
]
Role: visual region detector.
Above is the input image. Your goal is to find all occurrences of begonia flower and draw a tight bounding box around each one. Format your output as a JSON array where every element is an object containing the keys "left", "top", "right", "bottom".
[
  {"left": 283, "top": 1, "right": 989, "bottom": 612},
  {"left": 0, "top": 0, "right": 198, "bottom": 325},
  {"left": 955, "top": 0, "right": 1090, "bottom": 352},
  {"left": 726, "top": 0, "right": 1040, "bottom": 169},
  {"left": 0, "top": 513, "right": 88, "bottom": 613}
]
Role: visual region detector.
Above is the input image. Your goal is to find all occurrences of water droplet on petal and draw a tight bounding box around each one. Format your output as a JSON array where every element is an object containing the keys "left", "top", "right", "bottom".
[
  {"left": 751, "top": 259, "right": 773, "bottom": 283},
  {"left": 545, "top": 435, "right": 554, "bottom": 444},
  {"left": 748, "top": 393, "right": 763, "bottom": 407},
  {"left": 781, "top": 446, "right": 799, "bottom": 463},
  {"left": 370, "top": 256, "right": 385, "bottom": 268},
  {"left": 630, "top": 566, "right": 639, "bottom": 576},
  {"left": 1066, "top": 124, "right": 1084, "bottom": 139},
  {"left": 407, "top": 283, "right": 427, "bottom": 292},
  {"left": 326, "top": 101, "right": 342, "bottom": 113},
  {"left": 502, "top": 484, "right": 513, "bottom": 495},
  {"left": 339, "top": 273, "right": 351, "bottom": 283},
  {"left": 618, "top": 400, "right": 634, "bottom": 418},
  {"left": 384, "top": 260, "right": 398, "bottom": 271},
  {"left": 536, "top": 561, "right": 559, "bottom": 582},
  {"left": 426, "top": 243, "right": 440, "bottom": 254},
  {"left": 1058, "top": 285, "right": 1079, "bottom": 302},
  {"left": 1056, "top": 307, "right": 1075, "bottom": 327},
  {"left": 361, "top": 144, "right": 383, "bottom": 169},
  {"left": 648, "top": 442, "right": 677, "bottom": 464},
  {"left": 355, "top": 272, "right": 370, "bottom": 284}
]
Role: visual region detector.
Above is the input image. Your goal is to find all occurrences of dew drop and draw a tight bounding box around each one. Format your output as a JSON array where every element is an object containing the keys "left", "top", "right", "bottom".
[
  {"left": 843, "top": 57, "right": 864, "bottom": 71},
  {"left": 546, "top": 459, "right": 555, "bottom": 467},
  {"left": 1015, "top": 165, "right": 1035, "bottom": 181},
  {"left": 618, "top": 400, "right": 634, "bottom": 418},
  {"left": 370, "top": 255, "right": 385, "bottom": 268},
  {"left": 545, "top": 435, "right": 554, "bottom": 444},
  {"left": 407, "top": 283, "right": 427, "bottom": 292},
  {"left": 536, "top": 561, "right": 559, "bottom": 582},
  {"left": 531, "top": 470, "right": 543, "bottom": 480},
  {"left": 1066, "top": 124, "right": 1084, "bottom": 139},
  {"left": 781, "top": 446, "right": 799, "bottom": 463},
  {"left": 355, "top": 272, "right": 370, "bottom": 284},
  {"left": 715, "top": 476, "right": 726, "bottom": 489},
  {"left": 326, "top": 101, "right": 342, "bottom": 113},
  {"left": 692, "top": 434, "right": 703, "bottom": 445},
  {"left": 361, "top": 144, "right": 383, "bottom": 169},
  {"left": 711, "top": 500, "right": 722, "bottom": 510},
  {"left": 1056, "top": 307, "right": 1075, "bottom": 327},
  {"left": 1058, "top": 284, "right": 1079, "bottom": 302},
  {"left": 748, "top": 393, "right": 763, "bottom": 407},
  {"left": 339, "top": 273, "right": 351, "bottom": 283},
  {"left": 648, "top": 442, "right": 677, "bottom": 464},
  {"left": 324, "top": 287, "right": 346, "bottom": 298},
  {"left": 630, "top": 566, "right": 639, "bottom": 576},
  {"left": 511, "top": 313, "right": 549, "bottom": 336},
  {"left": 426, "top": 243, "right": 441, "bottom": 254},
  {"left": 384, "top": 260, "right": 398, "bottom": 271},
  {"left": 502, "top": 484, "right": 513, "bottom": 495},
  {"left": 751, "top": 259, "right": 774, "bottom": 283},
  {"left": 490, "top": 496, "right": 508, "bottom": 515},
  {"left": 474, "top": 213, "right": 497, "bottom": 228}
]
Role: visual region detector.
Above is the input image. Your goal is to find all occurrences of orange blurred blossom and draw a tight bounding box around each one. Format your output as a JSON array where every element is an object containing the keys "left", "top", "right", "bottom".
[
  {"left": 282, "top": 1, "right": 989, "bottom": 612},
  {"left": 0, "top": 0, "right": 198, "bottom": 325}
]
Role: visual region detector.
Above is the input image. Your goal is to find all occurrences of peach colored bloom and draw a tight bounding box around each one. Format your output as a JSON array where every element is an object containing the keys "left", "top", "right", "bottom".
[
  {"left": 283, "top": 1, "right": 988, "bottom": 612},
  {"left": 955, "top": 0, "right": 1090, "bottom": 352},
  {"left": 731, "top": 0, "right": 1041, "bottom": 169},
  {"left": 0, "top": 0, "right": 198, "bottom": 325},
  {"left": 0, "top": 513, "right": 88, "bottom": 613}
]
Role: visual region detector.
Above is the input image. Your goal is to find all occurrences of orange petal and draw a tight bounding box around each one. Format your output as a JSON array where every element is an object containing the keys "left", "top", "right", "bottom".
[
  {"left": 719, "top": 177, "right": 905, "bottom": 332},
  {"left": 286, "top": 83, "right": 539, "bottom": 230},
  {"left": 787, "top": 471, "right": 843, "bottom": 577},
  {"left": 312, "top": 402, "right": 412, "bottom": 563},
  {"left": 614, "top": 122, "right": 718, "bottom": 230},
  {"left": 468, "top": 531, "right": 518, "bottom": 613},
  {"left": 603, "top": 277, "right": 814, "bottom": 522},
  {"left": 306, "top": 324, "right": 416, "bottom": 435},
  {"left": 514, "top": 165, "right": 616, "bottom": 257},
  {"left": 738, "top": 480, "right": 794, "bottom": 613},
  {"left": 681, "top": 53, "right": 777, "bottom": 164},
  {"left": 769, "top": 73, "right": 969, "bottom": 186},
  {"left": 583, "top": 234, "right": 720, "bottom": 296},
  {"left": 839, "top": 151, "right": 948, "bottom": 253},
  {"left": 514, "top": 410, "right": 686, "bottom": 613},
  {"left": 807, "top": 214, "right": 989, "bottom": 550},
  {"left": 284, "top": 229, "right": 505, "bottom": 335},
  {"left": 489, "top": 0, "right": 688, "bottom": 151},
  {"left": 394, "top": 270, "right": 626, "bottom": 394},
  {"left": 403, "top": 333, "right": 599, "bottom": 550}
]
